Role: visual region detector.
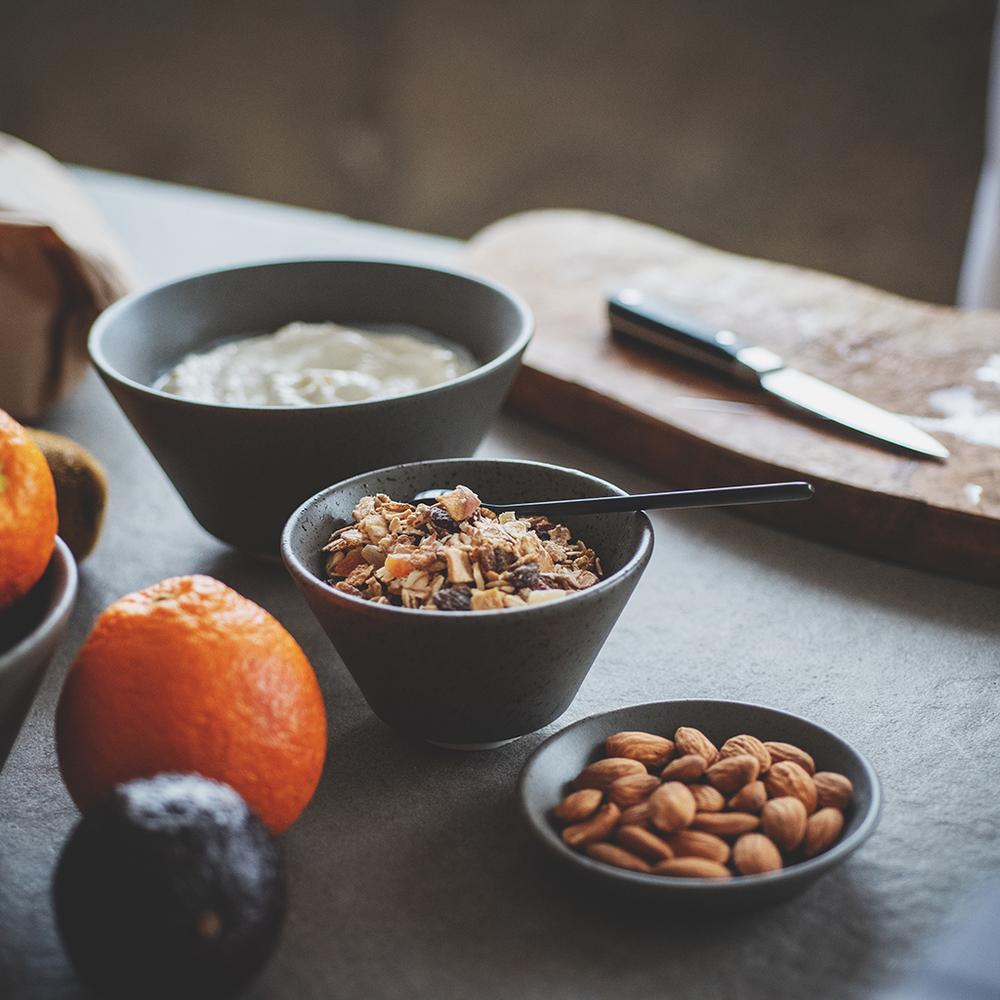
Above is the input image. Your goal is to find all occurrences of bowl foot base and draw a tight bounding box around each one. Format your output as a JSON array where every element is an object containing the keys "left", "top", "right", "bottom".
[{"left": 427, "top": 736, "right": 522, "bottom": 751}]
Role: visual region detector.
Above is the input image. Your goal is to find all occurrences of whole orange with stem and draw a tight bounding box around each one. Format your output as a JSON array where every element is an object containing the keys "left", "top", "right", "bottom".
[
  {"left": 0, "top": 408, "right": 58, "bottom": 609},
  {"left": 56, "top": 575, "right": 327, "bottom": 833}
]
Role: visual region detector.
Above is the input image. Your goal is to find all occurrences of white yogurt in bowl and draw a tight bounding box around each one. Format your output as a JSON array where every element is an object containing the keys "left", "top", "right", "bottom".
[{"left": 155, "top": 321, "right": 477, "bottom": 406}]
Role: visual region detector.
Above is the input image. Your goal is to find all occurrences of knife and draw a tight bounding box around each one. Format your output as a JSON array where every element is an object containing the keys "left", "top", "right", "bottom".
[{"left": 608, "top": 289, "right": 949, "bottom": 460}]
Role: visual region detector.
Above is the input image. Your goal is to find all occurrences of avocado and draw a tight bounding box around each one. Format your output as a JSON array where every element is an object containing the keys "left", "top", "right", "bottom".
[
  {"left": 53, "top": 773, "right": 287, "bottom": 999},
  {"left": 27, "top": 428, "right": 107, "bottom": 560}
]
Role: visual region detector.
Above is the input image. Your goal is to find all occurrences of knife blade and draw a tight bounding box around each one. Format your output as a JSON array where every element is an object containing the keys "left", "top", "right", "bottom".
[{"left": 608, "top": 289, "right": 949, "bottom": 460}]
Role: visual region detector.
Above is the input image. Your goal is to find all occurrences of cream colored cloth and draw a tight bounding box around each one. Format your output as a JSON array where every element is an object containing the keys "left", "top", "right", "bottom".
[
  {"left": 0, "top": 133, "right": 134, "bottom": 421},
  {"left": 959, "top": 4, "right": 1000, "bottom": 307}
]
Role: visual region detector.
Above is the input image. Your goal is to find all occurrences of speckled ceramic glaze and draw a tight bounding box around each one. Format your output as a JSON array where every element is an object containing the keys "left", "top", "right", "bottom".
[
  {"left": 0, "top": 537, "right": 77, "bottom": 771},
  {"left": 518, "top": 700, "right": 881, "bottom": 910},
  {"left": 281, "top": 459, "right": 654, "bottom": 747},
  {"left": 89, "top": 259, "right": 533, "bottom": 555}
]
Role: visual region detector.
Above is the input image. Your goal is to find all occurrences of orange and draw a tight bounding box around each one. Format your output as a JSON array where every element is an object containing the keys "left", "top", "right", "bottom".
[
  {"left": 0, "top": 408, "right": 58, "bottom": 609},
  {"left": 56, "top": 575, "right": 327, "bottom": 833}
]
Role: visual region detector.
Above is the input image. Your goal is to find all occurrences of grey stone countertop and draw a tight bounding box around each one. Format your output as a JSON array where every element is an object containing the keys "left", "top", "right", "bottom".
[{"left": 1, "top": 170, "right": 998, "bottom": 1000}]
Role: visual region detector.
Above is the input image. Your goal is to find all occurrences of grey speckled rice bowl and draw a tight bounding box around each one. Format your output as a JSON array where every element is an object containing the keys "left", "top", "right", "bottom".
[{"left": 281, "top": 458, "right": 654, "bottom": 748}]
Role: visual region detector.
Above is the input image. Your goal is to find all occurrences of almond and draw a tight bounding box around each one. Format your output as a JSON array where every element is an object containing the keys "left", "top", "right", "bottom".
[
  {"left": 763, "top": 741, "right": 815, "bottom": 775},
  {"left": 668, "top": 829, "right": 730, "bottom": 864},
  {"left": 607, "top": 773, "right": 661, "bottom": 809},
  {"left": 764, "top": 761, "right": 817, "bottom": 813},
  {"left": 574, "top": 757, "right": 647, "bottom": 791},
  {"left": 674, "top": 726, "right": 719, "bottom": 765},
  {"left": 649, "top": 781, "right": 696, "bottom": 833},
  {"left": 761, "top": 796, "right": 807, "bottom": 851},
  {"left": 690, "top": 784, "right": 726, "bottom": 813},
  {"left": 619, "top": 801, "right": 651, "bottom": 826},
  {"left": 652, "top": 857, "right": 731, "bottom": 879},
  {"left": 728, "top": 780, "right": 767, "bottom": 814},
  {"left": 585, "top": 842, "right": 652, "bottom": 873},
  {"left": 690, "top": 811, "right": 760, "bottom": 837},
  {"left": 803, "top": 807, "right": 844, "bottom": 858},
  {"left": 561, "top": 802, "right": 621, "bottom": 847},
  {"left": 615, "top": 824, "right": 674, "bottom": 863},
  {"left": 705, "top": 754, "right": 760, "bottom": 794},
  {"left": 733, "top": 833, "right": 783, "bottom": 875},
  {"left": 813, "top": 771, "right": 853, "bottom": 811},
  {"left": 719, "top": 734, "right": 772, "bottom": 773},
  {"left": 661, "top": 754, "right": 707, "bottom": 782},
  {"left": 553, "top": 788, "right": 603, "bottom": 824},
  {"left": 605, "top": 731, "right": 674, "bottom": 768}
]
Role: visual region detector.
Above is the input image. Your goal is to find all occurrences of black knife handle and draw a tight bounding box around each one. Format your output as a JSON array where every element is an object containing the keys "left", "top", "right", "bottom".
[{"left": 608, "top": 289, "right": 766, "bottom": 384}]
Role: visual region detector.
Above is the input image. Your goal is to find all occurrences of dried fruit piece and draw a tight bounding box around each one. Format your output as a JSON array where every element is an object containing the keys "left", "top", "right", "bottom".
[
  {"left": 733, "top": 833, "right": 783, "bottom": 875},
  {"left": 443, "top": 548, "right": 474, "bottom": 585},
  {"left": 719, "top": 735, "right": 772, "bottom": 773},
  {"left": 429, "top": 505, "right": 460, "bottom": 534},
  {"left": 615, "top": 825, "right": 674, "bottom": 863},
  {"left": 690, "top": 812, "right": 760, "bottom": 837},
  {"left": 648, "top": 782, "right": 696, "bottom": 834},
  {"left": 761, "top": 796, "right": 808, "bottom": 852},
  {"left": 674, "top": 727, "right": 719, "bottom": 765},
  {"left": 508, "top": 563, "right": 541, "bottom": 590},
  {"left": 561, "top": 803, "right": 621, "bottom": 847},
  {"left": 573, "top": 758, "right": 647, "bottom": 791},
  {"left": 668, "top": 829, "right": 730, "bottom": 864},
  {"left": 605, "top": 731, "right": 674, "bottom": 768},
  {"left": 813, "top": 772, "right": 853, "bottom": 811},
  {"left": 705, "top": 754, "right": 760, "bottom": 794},
  {"left": 652, "top": 857, "right": 731, "bottom": 879},
  {"left": 763, "top": 741, "right": 816, "bottom": 775},
  {"left": 661, "top": 754, "right": 707, "bottom": 782},
  {"left": 437, "top": 485, "right": 480, "bottom": 523},
  {"left": 469, "top": 588, "right": 507, "bottom": 611},
  {"left": 803, "top": 808, "right": 844, "bottom": 858},
  {"left": 765, "top": 761, "right": 818, "bottom": 813},
  {"left": 728, "top": 780, "right": 767, "bottom": 814},
  {"left": 689, "top": 784, "right": 726, "bottom": 813},
  {"left": 584, "top": 842, "right": 652, "bottom": 873},
  {"left": 384, "top": 553, "right": 416, "bottom": 578},
  {"left": 432, "top": 586, "right": 471, "bottom": 612},
  {"left": 552, "top": 788, "right": 603, "bottom": 824},
  {"left": 607, "top": 773, "right": 661, "bottom": 809}
]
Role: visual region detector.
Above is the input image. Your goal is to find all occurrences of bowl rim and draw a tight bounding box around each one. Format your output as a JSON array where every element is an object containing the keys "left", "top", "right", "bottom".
[
  {"left": 517, "top": 698, "right": 883, "bottom": 892},
  {"left": 0, "top": 536, "right": 78, "bottom": 675},
  {"left": 280, "top": 457, "right": 655, "bottom": 619},
  {"left": 88, "top": 256, "right": 534, "bottom": 413}
]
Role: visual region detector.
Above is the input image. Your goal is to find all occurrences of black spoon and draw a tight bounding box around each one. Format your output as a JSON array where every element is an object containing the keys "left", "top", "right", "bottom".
[{"left": 412, "top": 481, "right": 814, "bottom": 516}]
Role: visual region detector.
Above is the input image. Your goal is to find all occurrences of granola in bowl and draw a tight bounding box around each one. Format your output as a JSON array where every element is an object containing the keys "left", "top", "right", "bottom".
[{"left": 322, "top": 486, "right": 602, "bottom": 611}]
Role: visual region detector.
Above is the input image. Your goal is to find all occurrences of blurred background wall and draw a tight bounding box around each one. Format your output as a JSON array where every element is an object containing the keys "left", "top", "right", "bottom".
[{"left": 2, "top": 0, "right": 994, "bottom": 304}]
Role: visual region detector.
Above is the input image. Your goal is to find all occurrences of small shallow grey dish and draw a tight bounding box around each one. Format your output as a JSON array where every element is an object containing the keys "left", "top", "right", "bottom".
[
  {"left": 281, "top": 458, "right": 653, "bottom": 748},
  {"left": 89, "top": 259, "right": 532, "bottom": 555},
  {"left": 518, "top": 699, "right": 881, "bottom": 911},
  {"left": 0, "top": 537, "right": 77, "bottom": 771}
]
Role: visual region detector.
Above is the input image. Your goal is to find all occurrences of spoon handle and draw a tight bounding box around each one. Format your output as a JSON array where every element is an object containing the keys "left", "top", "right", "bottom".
[{"left": 490, "top": 482, "right": 814, "bottom": 516}]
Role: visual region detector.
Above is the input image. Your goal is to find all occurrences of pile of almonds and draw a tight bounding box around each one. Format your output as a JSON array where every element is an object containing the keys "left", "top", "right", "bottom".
[{"left": 552, "top": 727, "right": 853, "bottom": 878}]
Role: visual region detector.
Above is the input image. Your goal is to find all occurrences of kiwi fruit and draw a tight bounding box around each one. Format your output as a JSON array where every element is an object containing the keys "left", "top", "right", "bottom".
[{"left": 27, "top": 428, "right": 106, "bottom": 560}]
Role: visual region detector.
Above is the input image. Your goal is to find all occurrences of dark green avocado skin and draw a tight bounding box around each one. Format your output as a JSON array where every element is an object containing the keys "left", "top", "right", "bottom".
[{"left": 53, "top": 773, "right": 287, "bottom": 1000}]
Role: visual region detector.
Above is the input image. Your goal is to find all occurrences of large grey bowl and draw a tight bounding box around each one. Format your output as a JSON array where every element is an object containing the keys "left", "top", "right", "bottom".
[
  {"left": 0, "top": 537, "right": 77, "bottom": 772},
  {"left": 281, "top": 458, "right": 654, "bottom": 748},
  {"left": 89, "top": 259, "right": 532, "bottom": 555},
  {"left": 518, "top": 699, "right": 881, "bottom": 911}
]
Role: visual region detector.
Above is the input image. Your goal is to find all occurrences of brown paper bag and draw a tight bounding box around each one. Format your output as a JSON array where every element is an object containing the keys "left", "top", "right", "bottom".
[{"left": 0, "top": 133, "right": 135, "bottom": 421}]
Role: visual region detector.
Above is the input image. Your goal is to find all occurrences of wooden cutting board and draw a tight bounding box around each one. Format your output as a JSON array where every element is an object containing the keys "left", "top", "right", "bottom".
[{"left": 463, "top": 210, "right": 1000, "bottom": 585}]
